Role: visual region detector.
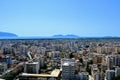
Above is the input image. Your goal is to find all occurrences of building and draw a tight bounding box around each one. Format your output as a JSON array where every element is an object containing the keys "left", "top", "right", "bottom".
[
  {"left": 61, "top": 59, "right": 75, "bottom": 80},
  {"left": 76, "top": 72, "right": 89, "bottom": 80},
  {"left": 106, "top": 70, "right": 115, "bottom": 80},
  {"left": 115, "top": 55, "right": 120, "bottom": 67},
  {"left": 0, "top": 63, "right": 7, "bottom": 74},
  {"left": 51, "top": 51, "right": 60, "bottom": 58},
  {"left": 19, "top": 69, "right": 61, "bottom": 80},
  {"left": 106, "top": 56, "right": 114, "bottom": 70},
  {"left": 92, "top": 53, "right": 103, "bottom": 64},
  {"left": 24, "top": 62, "right": 39, "bottom": 74},
  {"left": 0, "top": 56, "right": 12, "bottom": 65},
  {"left": 39, "top": 56, "right": 45, "bottom": 68},
  {"left": 94, "top": 72, "right": 100, "bottom": 80},
  {"left": 106, "top": 55, "right": 120, "bottom": 70},
  {"left": 91, "top": 64, "right": 99, "bottom": 77},
  {"left": 115, "top": 67, "right": 120, "bottom": 76},
  {"left": 93, "top": 72, "right": 105, "bottom": 80}
]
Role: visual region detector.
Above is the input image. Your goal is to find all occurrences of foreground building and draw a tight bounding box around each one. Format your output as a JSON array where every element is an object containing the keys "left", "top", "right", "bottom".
[
  {"left": 19, "top": 69, "right": 61, "bottom": 80},
  {"left": 24, "top": 62, "right": 39, "bottom": 74},
  {"left": 61, "top": 58, "right": 75, "bottom": 80}
]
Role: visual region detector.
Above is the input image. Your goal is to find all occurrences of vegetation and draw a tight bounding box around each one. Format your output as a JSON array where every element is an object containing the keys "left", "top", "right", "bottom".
[
  {"left": 79, "top": 57, "right": 83, "bottom": 63},
  {"left": 98, "top": 64, "right": 101, "bottom": 71},
  {"left": 3, "top": 72, "right": 17, "bottom": 80},
  {"left": 114, "top": 74, "right": 120, "bottom": 80},
  {"left": 86, "top": 64, "right": 91, "bottom": 75},
  {"left": 118, "top": 52, "right": 120, "bottom": 54},
  {"left": 42, "top": 63, "right": 47, "bottom": 69},
  {"left": 89, "top": 60, "right": 93, "bottom": 64},
  {"left": 69, "top": 53, "right": 74, "bottom": 58}
]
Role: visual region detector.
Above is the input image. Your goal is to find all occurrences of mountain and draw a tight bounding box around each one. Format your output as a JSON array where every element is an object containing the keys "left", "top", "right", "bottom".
[
  {"left": 0, "top": 32, "right": 18, "bottom": 37},
  {"left": 52, "top": 34, "right": 79, "bottom": 38}
]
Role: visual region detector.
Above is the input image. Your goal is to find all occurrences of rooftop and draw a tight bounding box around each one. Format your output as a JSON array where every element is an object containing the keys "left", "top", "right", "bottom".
[
  {"left": 20, "top": 69, "right": 61, "bottom": 78},
  {"left": 26, "top": 62, "right": 39, "bottom": 64},
  {"left": 0, "top": 79, "right": 5, "bottom": 80}
]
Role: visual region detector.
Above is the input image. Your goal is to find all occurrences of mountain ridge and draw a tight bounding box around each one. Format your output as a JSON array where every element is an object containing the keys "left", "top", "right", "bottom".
[
  {"left": 0, "top": 32, "right": 18, "bottom": 37},
  {"left": 0, "top": 32, "right": 120, "bottom": 39},
  {"left": 52, "top": 34, "right": 79, "bottom": 38}
]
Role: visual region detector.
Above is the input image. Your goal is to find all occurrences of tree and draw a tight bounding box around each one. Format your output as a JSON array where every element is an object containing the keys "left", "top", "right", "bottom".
[
  {"left": 69, "top": 53, "right": 74, "bottom": 58},
  {"left": 114, "top": 74, "right": 120, "bottom": 80},
  {"left": 89, "top": 60, "right": 93, "bottom": 64},
  {"left": 86, "top": 64, "right": 91, "bottom": 75},
  {"left": 42, "top": 63, "right": 47, "bottom": 69},
  {"left": 118, "top": 52, "right": 120, "bottom": 54},
  {"left": 79, "top": 58, "right": 83, "bottom": 63}
]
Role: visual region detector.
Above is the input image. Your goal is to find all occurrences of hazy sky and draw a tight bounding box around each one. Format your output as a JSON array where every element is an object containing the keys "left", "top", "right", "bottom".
[{"left": 0, "top": 0, "right": 120, "bottom": 37}]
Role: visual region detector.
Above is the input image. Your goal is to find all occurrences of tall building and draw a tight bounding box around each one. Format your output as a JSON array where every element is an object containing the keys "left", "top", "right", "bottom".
[
  {"left": 39, "top": 57, "right": 45, "bottom": 68},
  {"left": 106, "top": 56, "right": 114, "bottom": 70},
  {"left": 106, "top": 55, "right": 120, "bottom": 70},
  {"left": 106, "top": 70, "right": 115, "bottom": 80},
  {"left": 24, "top": 62, "right": 39, "bottom": 74},
  {"left": 61, "top": 59, "right": 75, "bottom": 80},
  {"left": 115, "top": 55, "right": 120, "bottom": 67}
]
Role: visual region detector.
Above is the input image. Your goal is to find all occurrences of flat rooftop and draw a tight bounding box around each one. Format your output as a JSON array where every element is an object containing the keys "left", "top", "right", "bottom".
[
  {"left": 50, "top": 69, "right": 61, "bottom": 77},
  {"left": 21, "top": 73, "right": 51, "bottom": 77},
  {"left": 20, "top": 69, "right": 61, "bottom": 78},
  {"left": 26, "top": 62, "right": 39, "bottom": 64},
  {"left": 0, "top": 79, "right": 5, "bottom": 80}
]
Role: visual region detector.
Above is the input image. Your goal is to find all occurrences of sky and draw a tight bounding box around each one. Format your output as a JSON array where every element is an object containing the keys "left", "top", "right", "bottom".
[{"left": 0, "top": 0, "right": 120, "bottom": 37}]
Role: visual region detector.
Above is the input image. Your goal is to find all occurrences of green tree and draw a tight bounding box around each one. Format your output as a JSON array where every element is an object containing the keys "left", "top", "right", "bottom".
[
  {"left": 69, "top": 53, "right": 74, "bottom": 58},
  {"left": 114, "top": 74, "right": 120, "bottom": 80}
]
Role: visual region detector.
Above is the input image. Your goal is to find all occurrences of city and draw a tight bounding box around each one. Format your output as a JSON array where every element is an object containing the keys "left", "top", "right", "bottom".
[
  {"left": 0, "top": 38, "right": 120, "bottom": 80},
  {"left": 0, "top": 0, "right": 120, "bottom": 80}
]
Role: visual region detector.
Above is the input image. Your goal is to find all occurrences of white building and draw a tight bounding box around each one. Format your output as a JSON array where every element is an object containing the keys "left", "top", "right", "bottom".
[{"left": 61, "top": 59, "right": 75, "bottom": 80}]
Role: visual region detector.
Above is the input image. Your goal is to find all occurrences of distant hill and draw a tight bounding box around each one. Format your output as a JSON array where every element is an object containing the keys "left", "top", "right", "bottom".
[
  {"left": 0, "top": 32, "right": 18, "bottom": 37},
  {"left": 52, "top": 34, "right": 79, "bottom": 38}
]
